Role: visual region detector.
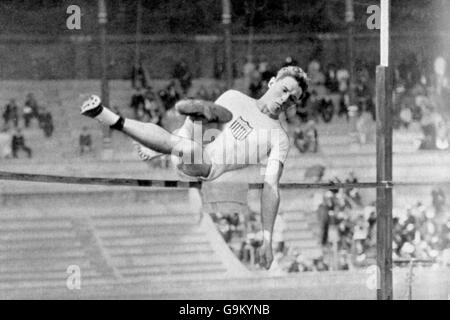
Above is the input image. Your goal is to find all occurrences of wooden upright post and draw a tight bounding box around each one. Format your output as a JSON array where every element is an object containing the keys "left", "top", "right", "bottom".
[
  {"left": 98, "top": 0, "right": 112, "bottom": 159},
  {"left": 222, "top": 0, "right": 233, "bottom": 89},
  {"left": 134, "top": 0, "right": 143, "bottom": 78},
  {"left": 376, "top": 0, "right": 393, "bottom": 300},
  {"left": 345, "top": 0, "right": 355, "bottom": 110}
]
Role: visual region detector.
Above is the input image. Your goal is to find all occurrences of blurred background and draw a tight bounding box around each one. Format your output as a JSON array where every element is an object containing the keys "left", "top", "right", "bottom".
[{"left": 0, "top": 0, "right": 448, "bottom": 299}]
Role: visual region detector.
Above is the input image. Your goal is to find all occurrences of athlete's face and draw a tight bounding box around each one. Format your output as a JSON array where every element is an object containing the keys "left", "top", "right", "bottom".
[{"left": 265, "top": 76, "right": 303, "bottom": 116}]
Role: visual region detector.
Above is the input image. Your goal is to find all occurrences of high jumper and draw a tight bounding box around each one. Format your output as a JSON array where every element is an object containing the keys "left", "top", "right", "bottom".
[{"left": 81, "top": 66, "right": 308, "bottom": 269}]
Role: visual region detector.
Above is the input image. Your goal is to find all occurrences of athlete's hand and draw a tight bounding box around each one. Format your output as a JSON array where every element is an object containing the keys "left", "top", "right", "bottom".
[{"left": 258, "top": 242, "right": 274, "bottom": 270}]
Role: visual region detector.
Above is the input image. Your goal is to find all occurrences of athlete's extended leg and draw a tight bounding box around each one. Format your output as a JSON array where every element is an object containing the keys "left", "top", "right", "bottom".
[{"left": 80, "top": 95, "right": 202, "bottom": 163}]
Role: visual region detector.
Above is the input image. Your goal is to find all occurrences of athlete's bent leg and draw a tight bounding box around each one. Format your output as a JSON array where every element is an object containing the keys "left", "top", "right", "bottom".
[{"left": 123, "top": 120, "right": 210, "bottom": 177}]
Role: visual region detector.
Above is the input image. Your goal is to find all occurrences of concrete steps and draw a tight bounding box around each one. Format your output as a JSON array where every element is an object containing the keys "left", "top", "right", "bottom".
[
  {"left": 280, "top": 209, "right": 322, "bottom": 258},
  {"left": 0, "top": 200, "right": 231, "bottom": 289},
  {"left": 0, "top": 212, "right": 113, "bottom": 288},
  {"left": 117, "top": 263, "right": 227, "bottom": 278},
  {"left": 91, "top": 210, "right": 228, "bottom": 279},
  {"left": 104, "top": 243, "right": 212, "bottom": 255},
  {"left": 0, "top": 189, "right": 190, "bottom": 210}
]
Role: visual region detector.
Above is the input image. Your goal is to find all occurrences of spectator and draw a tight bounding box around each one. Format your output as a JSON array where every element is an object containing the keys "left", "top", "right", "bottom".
[
  {"left": 213, "top": 56, "right": 225, "bottom": 80},
  {"left": 356, "top": 104, "right": 374, "bottom": 144},
  {"left": 302, "top": 89, "right": 320, "bottom": 122},
  {"left": 318, "top": 96, "right": 334, "bottom": 123},
  {"left": 353, "top": 214, "right": 369, "bottom": 258},
  {"left": 355, "top": 67, "right": 375, "bottom": 119},
  {"left": 436, "top": 118, "right": 449, "bottom": 151},
  {"left": 172, "top": 60, "right": 193, "bottom": 94},
  {"left": 247, "top": 59, "right": 262, "bottom": 99},
  {"left": 23, "top": 102, "right": 33, "bottom": 128},
  {"left": 282, "top": 56, "right": 298, "bottom": 68},
  {"left": 225, "top": 212, "right": 241, "bottom": 229},
  {"left": 217, "top": 217, "right": 233, "bottom": 243},
  {"left": 143, "top": 89, "right": 164, "bottom": 126},
  {"left": 3, "top": 99, "right": 19, "bottom": 128},
  {"left": 325, "top": 63, "right": 340, "bottom": 94},
  {"left": 288, "top": 252, "right": 314, "bottom": 272},
  {"left": 243, "top": 55, "right": 256, "bottom": 94},
  {"left": 398, "top": 53, "right": 421, "bottom": 90},
  {"left": 0, "top": 127, "right": 12, "bottom": 158},
  {"left": 258, "top": 55, "right": 269, "bottom": 77},
  {"left": 293, "top": 120, "right": 318, "bottom": 153},
  {"left": 307, "top": 60, "right": 326, "bottom": 86},
  {"left": 337, "top": 215, "right": 353, "bottom": 252},
  {"left": 344, "top": 171, "right": 362, "bottom": 206},
  {"left": 419, "top": 99, "right": 448, "bottom": 150},
  {"left": 79, "top": 126, "right": 93, "bottom": 155},
  {"left": 433, "top": 56, "right": 448, "bottom": 94},
  {"left": 336, "top": 69, "right": 350, "bottom": 118},
  {"left": 258, "top": 55, "right": 275, "bottom": 92},
  {"left": 24, "top": 93, "right": 39, "bottom": 127},
  {"left": 159, "top": 80, "right": 181, "bottom": 111},
  {"left": 318, "top": 191, "right": 335, "bottom": 246},
  {"left": 130, "top": 86, "right": 145, "bottom": 120},
  {"left": 399, "top": 104, "right": 413, "bottom": 129},
  {"left": 131, "top": 61, "right": 151, "bottom": 90},
  {"left": 431, "top": 187, "right": 446, "bottom": 216},
  {"left": 295, "top": 91, "right": 311, "bottom": 123},
  {"left": 313, "top": 256, "right": 329, "bottom": 271},
  {"left": 38, "top": 107, "right": 54, "bottom": 138},
  {"left": 439, "top": 219, "right": 450, "bottom": 251},
  {"left": 11, "top": 128, "right": 32, "bottom": 158},
  {"left": 244, "top": 218, "right": 263, "bottom": 266}
]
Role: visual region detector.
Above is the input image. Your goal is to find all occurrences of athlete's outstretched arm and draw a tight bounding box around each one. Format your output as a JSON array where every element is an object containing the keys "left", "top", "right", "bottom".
[{"left": 258, "top": 159, "right": 284, "bottom": 270}]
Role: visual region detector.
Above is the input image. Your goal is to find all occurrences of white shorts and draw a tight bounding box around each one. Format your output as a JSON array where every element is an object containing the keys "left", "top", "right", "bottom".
[{"left": 170, "top": 152, "right": 223, "bottom": 181}]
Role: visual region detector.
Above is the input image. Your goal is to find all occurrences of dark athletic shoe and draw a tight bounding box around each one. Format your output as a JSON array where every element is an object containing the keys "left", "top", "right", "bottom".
[{"left": 175, "top": 99, "right": 233, "bottom": 123}]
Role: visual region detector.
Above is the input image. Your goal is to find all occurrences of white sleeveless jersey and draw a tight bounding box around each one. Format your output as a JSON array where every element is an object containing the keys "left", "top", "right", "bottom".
[{"left": 204, "top": 90, "right": 290, "bottom": 178}]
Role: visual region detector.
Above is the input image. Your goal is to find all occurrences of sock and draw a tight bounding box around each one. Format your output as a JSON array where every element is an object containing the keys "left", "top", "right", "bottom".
[
  {"left": 95, "top": 106, "right": 120, "bottom": 126},
  {"left": 110, "top": 117, "right": 125, "bottom": 131}
]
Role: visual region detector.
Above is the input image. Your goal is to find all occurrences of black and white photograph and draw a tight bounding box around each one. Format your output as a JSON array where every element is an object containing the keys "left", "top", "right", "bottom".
[{"left": 0, "top": 0, "right": 448, "bottom": 303}]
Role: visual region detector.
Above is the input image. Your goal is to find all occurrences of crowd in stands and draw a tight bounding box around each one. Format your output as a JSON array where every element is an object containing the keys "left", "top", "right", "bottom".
[
  {"left": 242, "top": 53, "right": 450, "bottom": 152},
  {"left": 291, "top": 177, "right": 449, "bottom": 272},
  {"left": 0, "top": 93, "right": 57, "bottom": 159},
  {"left": 209, "top": 170, "right": 449, "bottom": 273},
  {"left": 125, "top": 53, "right": 450, "bottom": 160},
  {"left": 393, "top": 56, "right": 450, "bottom": 151},
  {"left": 1, "top": 51, "right": 449, "bottom": 160}
]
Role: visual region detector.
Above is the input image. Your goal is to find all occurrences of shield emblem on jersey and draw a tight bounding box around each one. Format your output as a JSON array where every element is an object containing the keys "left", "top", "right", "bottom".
[{"left": 230, "top": 116, "right": 253, "bottom": 141}]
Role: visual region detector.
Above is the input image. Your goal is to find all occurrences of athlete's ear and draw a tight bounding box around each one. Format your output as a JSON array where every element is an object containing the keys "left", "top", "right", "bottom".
[{"left": 268, "top": 77, "right": 276, "bottom": 88}]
